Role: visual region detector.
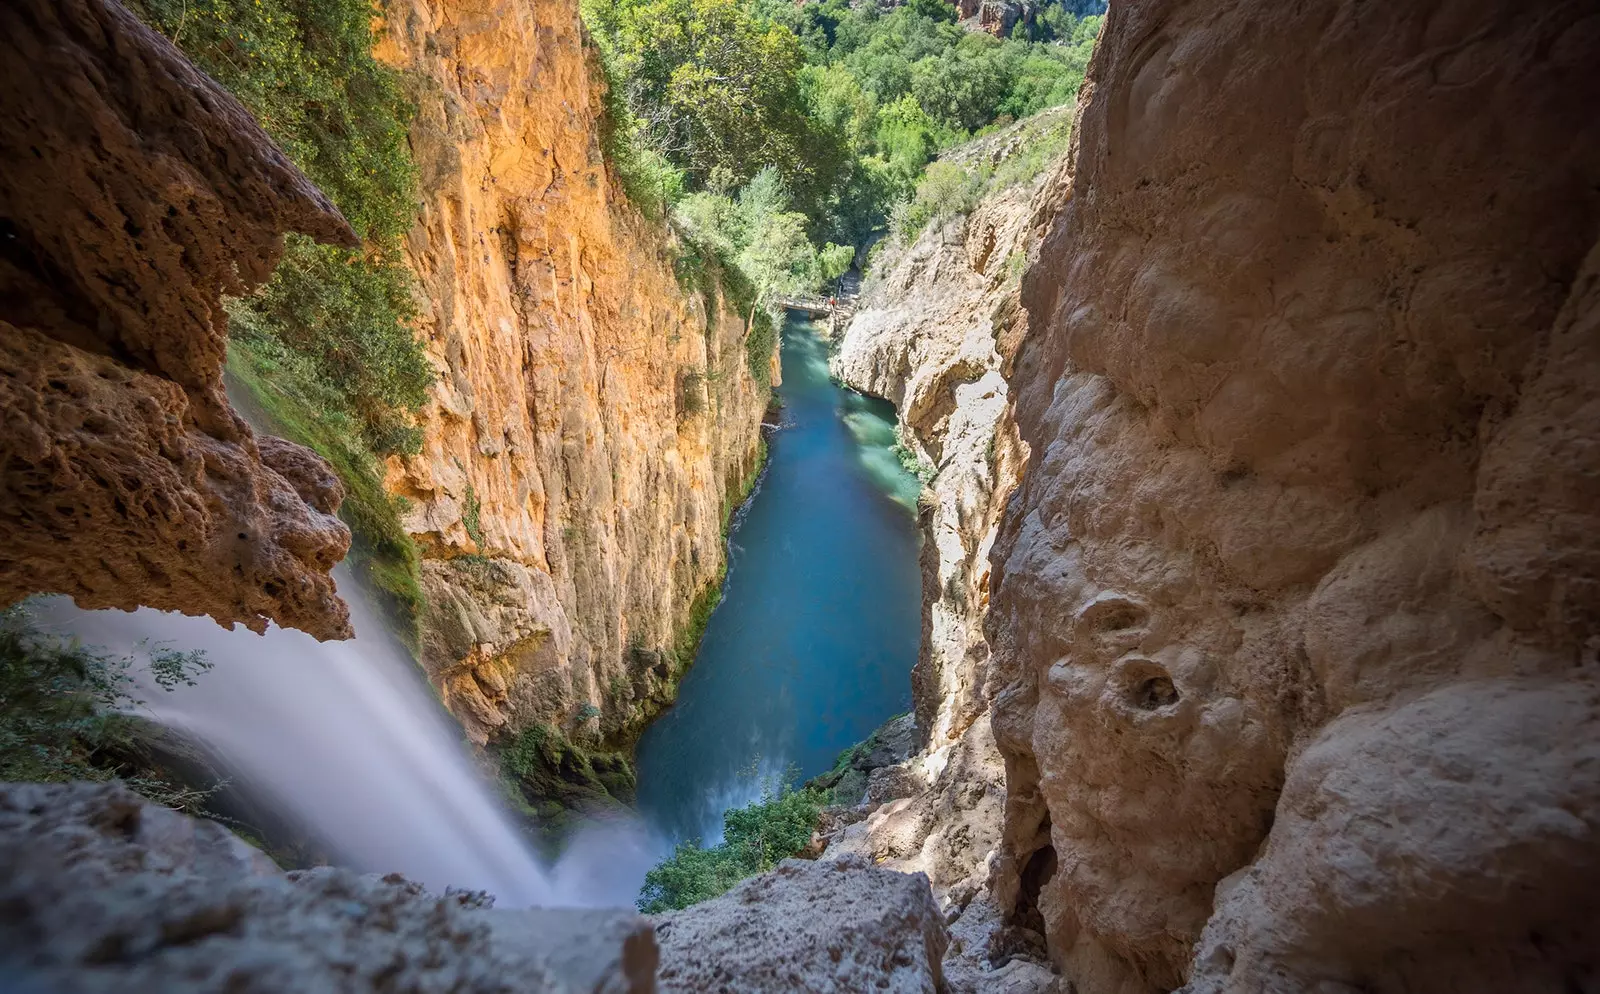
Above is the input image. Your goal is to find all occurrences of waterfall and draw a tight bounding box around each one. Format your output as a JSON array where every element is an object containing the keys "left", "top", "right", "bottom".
[{"left": 30, "top": 572, "right": 660, "bottom": 908}]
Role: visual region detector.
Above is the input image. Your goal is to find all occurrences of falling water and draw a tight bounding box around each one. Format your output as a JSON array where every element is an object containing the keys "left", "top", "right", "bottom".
[{"left": 31, "top": 571, "right": 660, "bottom": 908}]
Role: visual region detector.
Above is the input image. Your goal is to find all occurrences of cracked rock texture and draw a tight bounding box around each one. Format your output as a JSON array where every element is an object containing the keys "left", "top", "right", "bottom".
[
  {"left": 0, "top": 782, "right": 656, "bottom": 994},
  {"left": 987, "top": 1, "right": 1600, "bottom": 991},
  {"left": 654, "top": 854, "right": 949, "bottom": 994},
  {"left": 372, "top": 0, "right": 770, "bottom": 748},
  {"left": 0, "top": 0, "right": 355, "bottom": 640}
]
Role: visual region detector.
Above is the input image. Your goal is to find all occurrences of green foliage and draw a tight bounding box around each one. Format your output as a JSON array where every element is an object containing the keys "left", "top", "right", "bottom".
[
  {"left": 637, "top": 772, "right": 825, "bottom": 912},
  {"left": 131, "top": 0, "right": 433, "bottom": 635},
  {"left": 499, "top": 722, "right": 637, "bottom": 811},
  {"left": 891, "top": 160, "right": 988, "bottom": 240},
  {"left": 463, "top": 484, "right": 486, "bottom": 547},
  {"left": 229, "top": 239, "right": 430, "bottom": 458},
  {"left": 583, "top": 0, "right": 845, "bottom": 219},
  {"left": 890, "top": 109, "right": 1075, "bottom": 244},
  {"left": 0, "top": 607, "right": 215, "bottom": 813},
  {"left": 131, "top": 0, "right": 416, "bottom": 241},
  {"left": 892, "top": 439, "right": 936, "bottom": 484},
  {"left": 586, "top": 0, "right": 1101, "bottom": 249}
]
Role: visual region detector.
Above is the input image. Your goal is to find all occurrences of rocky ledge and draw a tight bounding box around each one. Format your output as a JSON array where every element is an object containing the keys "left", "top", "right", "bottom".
[
  {"left": 0, "top": 0, "right": 354, "bottom": 640},
  {"left": 0, "top": 782, "right": 952, "bottom": 994}
]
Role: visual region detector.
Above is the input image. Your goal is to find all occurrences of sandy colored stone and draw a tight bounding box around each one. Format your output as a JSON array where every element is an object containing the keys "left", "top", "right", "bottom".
[
  {"left": 0, "top": 0, "right": 355, "bottom": 640},
  {"left": 834, "top": 111, "right": 1059, "bottom": 752},
  {"left": 0, "top": 782, "right": 656, "bottom": 994},
  {"left": 654, "top": 855, "right": 949, "bottom": 994},
  {"left": 830, "top": 112, "right": 1077, "bottom": 993},
  {"left": 372, "top": 0, "right": 770, "bottom": 746},
  {"left": 987, "top": 0, "right": 1600, "bottom": 990}
]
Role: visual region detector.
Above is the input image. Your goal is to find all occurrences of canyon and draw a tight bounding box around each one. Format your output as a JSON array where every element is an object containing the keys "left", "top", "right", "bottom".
[
  {"left": 2, "top": 0, "right": 1598, "bottom": 992},
  {"left": 372, "top": 0, "right": 771, "bottom": 758}
]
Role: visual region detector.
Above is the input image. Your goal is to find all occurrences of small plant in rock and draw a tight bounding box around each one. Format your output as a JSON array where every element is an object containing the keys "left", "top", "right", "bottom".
[
  {"left": 463, "top": 484, "right": 486, "bottom": 547},
  {"left": 575, "top": 702, "right": 603, "bottom": 722},
  {"left": 893, "top": 440, "right": 936, "bottom": 484}
]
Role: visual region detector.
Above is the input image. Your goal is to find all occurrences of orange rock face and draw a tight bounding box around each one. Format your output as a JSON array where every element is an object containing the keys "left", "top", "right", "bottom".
[
  {"left": 987, "top": 1, "right": 1600, "bottom": 990},
  {"left": 374, "top": 0, "right": 770, "bottom": 745},
  {"left": 0, "top": 0, "right": 354, "bottom": 640}
]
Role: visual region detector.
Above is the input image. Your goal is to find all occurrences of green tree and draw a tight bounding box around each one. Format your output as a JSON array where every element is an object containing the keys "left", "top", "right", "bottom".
[{"left": 585, "top": 0, "right": 846, "bottom": 214}]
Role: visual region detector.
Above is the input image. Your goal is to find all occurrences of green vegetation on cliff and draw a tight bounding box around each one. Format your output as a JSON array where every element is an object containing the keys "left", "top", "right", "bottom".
[
  {"left": 129, "top": 0, "right": 432, "bottom": 638},
  {"left": 637, "top": 773, "right": 825, "bottom": 912},
  {"left": 586, "top": 0, "right": 1101, "bottom": 246},
  {"left": 0, "top": 607, "right": 214, "bottom": 812}
]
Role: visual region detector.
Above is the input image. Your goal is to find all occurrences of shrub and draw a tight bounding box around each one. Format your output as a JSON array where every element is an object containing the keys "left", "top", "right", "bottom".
[
  {"left": 0, "top": 606, "right": 215, "bottom": 813},
  {"left": 890, "top": 160, "right": 987, "bottom": 242},
  {"left": 637, "top": 774, "right": 825, "bottom": 912},
  {"left": 463, "top": 484, "right": 486, "bottom": 547}
]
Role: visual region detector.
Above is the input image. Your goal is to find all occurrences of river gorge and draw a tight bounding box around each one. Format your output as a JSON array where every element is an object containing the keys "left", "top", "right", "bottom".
[
  {"left": 636, "top": 316, "right": 924, "bottom": 844},
  {"left": 2, "top": 0, "right": 1597, "bottom": 991}
]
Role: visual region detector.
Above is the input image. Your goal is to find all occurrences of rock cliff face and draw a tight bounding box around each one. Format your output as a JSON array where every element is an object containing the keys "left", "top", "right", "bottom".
[
  {"left": 370, "top": 0, "right": 771, "bottom": 749},
  {"left": 0, "top": 0, "right": 353, "bottom": 641},
  {"left": 987, "top": 1, "right": 1600, "bottom": 991},
  {"left": 827, "top": 112, "right": 1071, "bottom": 993}
]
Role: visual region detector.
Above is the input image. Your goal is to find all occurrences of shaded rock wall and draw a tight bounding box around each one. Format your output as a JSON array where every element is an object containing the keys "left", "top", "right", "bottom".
[
  {"left": 987, "top": 1, "right": 1600, "bottom": 991},
  {"left": 0, "top": 0, "right": 354, "bottom": 640},
  {"left": 371, "top": 0, "right": 771, "bottom": 748}
]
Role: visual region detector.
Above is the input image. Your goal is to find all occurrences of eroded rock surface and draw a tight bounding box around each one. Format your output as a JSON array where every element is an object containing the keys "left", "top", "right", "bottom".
[
  {"left": 0, "top": 782, "right": 657, "bottom": 994},
  {"left": 654, "top": 855, "right": 949, "bottom": 994},
  {"left": 987, "top": 1, "right": 1600, "bottom": 990},
  {"left": 1, "top": 781, "right": 960, "bottom": 994},
  {"left": 0, "top": 0, "right": 355, "bottom": 640},
  {"left": 373, "top": 0, "right": 770, "bottom": 749},
  {"left": 828, "top": 112, "right": 1071, "bottom": 992}
]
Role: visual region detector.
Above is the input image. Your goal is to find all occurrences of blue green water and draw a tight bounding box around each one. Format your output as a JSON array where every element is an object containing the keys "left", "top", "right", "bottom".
[{"left": 634, "top": 315, "right": 923, "bottom": 844}]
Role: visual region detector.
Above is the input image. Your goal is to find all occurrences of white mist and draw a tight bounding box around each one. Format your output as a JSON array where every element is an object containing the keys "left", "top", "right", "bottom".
[{"left": 32, "top": 573, "right": 661, "bottom": 908}]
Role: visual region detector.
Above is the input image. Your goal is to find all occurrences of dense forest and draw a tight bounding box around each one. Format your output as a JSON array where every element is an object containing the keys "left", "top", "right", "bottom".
[{"left": 586, "top": 0, "right": 1102, "bottom": 299}]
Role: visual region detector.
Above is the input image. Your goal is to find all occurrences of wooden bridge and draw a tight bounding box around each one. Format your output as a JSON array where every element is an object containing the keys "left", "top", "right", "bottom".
[{"left": 779, "top": 294, "right": 857, "bottom": 321}]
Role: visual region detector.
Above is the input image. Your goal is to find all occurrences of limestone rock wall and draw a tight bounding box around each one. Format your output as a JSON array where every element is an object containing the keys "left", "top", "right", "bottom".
[
  {"left": 0, "top": 0, "right": 354, "bottom": 641},
  {"left": 371, "top": 0, "right": 770, "bottom": 747},
  {"left": 834, "top": 112, "right": 1068, "bottom": 752},
  {"left": 826, "top": 111, "right": 1076, "bottom": 993},
  {"left": 986, "top": 1, "right": 1600, "bottom": 991}
]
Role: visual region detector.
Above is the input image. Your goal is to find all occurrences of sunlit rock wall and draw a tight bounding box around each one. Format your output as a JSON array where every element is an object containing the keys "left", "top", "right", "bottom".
[
  {"left": 372, "top": 0, "right": 771, "bottom": 748},
  {"left": 987, "top": 1, "right": 1600, "bottom": 990},
  {"left": 827, "top": 112, "right": 1077, "bottom": 993}
]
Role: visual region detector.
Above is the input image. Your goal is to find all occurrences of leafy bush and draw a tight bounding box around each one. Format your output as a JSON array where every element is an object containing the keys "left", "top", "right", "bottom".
[
  {"left": 500, "top": 722, "right": 637, "bottom": 809},
  {"left": 0, "top": 607, "right": 215, "bottom": 812},
  {"left": 463, "top": 484, "right": 486, "bottom": 547},
  {"left": 637, "top": 774, "right": 825, "bottom": 912}
]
